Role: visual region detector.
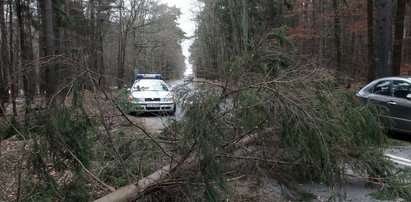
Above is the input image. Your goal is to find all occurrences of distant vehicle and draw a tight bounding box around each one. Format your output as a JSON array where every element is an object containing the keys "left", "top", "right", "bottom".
[
  {"left": 184, "top": 74, "right": 195, "bottom": 82},
  {"left": 357, "top": 76, "right": 411, "bottom": 134},
  {"left": 127, "top": 74, "right": 176, "bottom": 115}
]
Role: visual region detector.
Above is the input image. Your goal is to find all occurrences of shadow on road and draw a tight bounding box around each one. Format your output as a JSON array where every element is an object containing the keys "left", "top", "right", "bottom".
[{"left": 387, "top": 131, "right": 411, "bottom": 142}]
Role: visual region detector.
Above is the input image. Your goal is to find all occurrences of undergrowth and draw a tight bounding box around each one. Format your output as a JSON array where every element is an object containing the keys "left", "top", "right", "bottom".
[{"left": 4, "top": 86, "right": 96, "bottom": 201}]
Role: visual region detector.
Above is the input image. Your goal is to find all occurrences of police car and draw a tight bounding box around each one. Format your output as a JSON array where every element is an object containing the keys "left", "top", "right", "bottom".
[{"left": 127, "top": 74, "right": 176, "bottom": 115}]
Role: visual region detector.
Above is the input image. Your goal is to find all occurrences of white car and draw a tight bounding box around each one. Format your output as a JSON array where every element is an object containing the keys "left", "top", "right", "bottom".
[{"left": 127, "top": 75, "right": 176, "bottom": 115}]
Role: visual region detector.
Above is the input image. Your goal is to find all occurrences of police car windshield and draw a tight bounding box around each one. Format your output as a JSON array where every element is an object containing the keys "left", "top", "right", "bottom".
[{"left": 132, "top": 80, "right": 169, "bottom": 91}]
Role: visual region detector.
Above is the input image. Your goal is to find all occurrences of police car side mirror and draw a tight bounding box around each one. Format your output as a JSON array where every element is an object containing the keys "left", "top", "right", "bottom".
[{"left": 127, "top": 88, "right": 131, "bottom": 92}]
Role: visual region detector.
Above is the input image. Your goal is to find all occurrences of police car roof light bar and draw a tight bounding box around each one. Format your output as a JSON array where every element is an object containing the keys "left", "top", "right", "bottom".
[{"left": 136, "top": 74, "right": 161, "bottom": 79}]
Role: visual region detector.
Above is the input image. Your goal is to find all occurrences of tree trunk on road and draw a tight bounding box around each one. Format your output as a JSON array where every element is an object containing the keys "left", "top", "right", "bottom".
[{"left": 93, "top": 130, "right": 270, "bottom": 202}]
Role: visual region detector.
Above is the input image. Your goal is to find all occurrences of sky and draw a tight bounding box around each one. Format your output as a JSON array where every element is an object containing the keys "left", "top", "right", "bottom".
[{"left": 160, "top": 0, "right": 198, "bottom": 76}]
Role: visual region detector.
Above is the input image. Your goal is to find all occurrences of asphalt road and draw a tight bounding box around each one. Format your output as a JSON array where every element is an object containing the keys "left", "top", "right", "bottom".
[
  {"left": 300, "top": 134, "right": 411, "bottom": 202},
  {"left": 385, "top": 134, "right": 411, "bottom": 168}
]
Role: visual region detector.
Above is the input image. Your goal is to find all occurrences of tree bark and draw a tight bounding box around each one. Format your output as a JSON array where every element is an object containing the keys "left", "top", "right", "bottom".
[
  {"left": 117, "top": 0, "right": 125, "bottom": 89},
  {"left": 227, "top": 0, "right": 240, "bottom": 56},
  {"left": 375, "top": 0, "right": 393, "bottom": 77},
  {"left": 0, "top": 0, "right": 9, "bottom": 114},
  {"left": 241, "top": 0, "right": 249, "bottom": 53},
  {"left": 9, "top": 1, "right": 17, "bottom": 115},
  {"left": 96, "top": 2, "right": 105, "bottom": 77},
  {"left": 332, "top": 0, "right": 342, "bottom": 72},
  {"left": 407, "top": 3, "right": 411, "bottom": 74},
  {"left": 367, "top": 0, "right": 376, "bottom": 81},
  {"left": 36, "top": 0, "right": 46, "bottom": 95},
  {"left": 41, "top": 0, "right": 56, "bottom": 104},
  {"left": 16, "top": 0, "right": 34, "bottom": 106},
  {"left": 89, "top": 0, "right": 100, "bottom": 77},
  {"left": 392, "top": 0, "right": 406, "bottom": 76},
  {"left": 266, "top": 0, "right": 275, "bottom": 28}
]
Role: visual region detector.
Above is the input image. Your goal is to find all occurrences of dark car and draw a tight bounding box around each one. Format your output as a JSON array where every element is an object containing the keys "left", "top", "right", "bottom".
[{"left": 357, "top": 77, "right": 411, "bottom": 134}]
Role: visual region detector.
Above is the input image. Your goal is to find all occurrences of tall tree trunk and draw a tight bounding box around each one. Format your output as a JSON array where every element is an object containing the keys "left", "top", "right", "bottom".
[
  {"left": 36, "top": 0, "right": 46, "bottom": 95},
  {"left": 367, "top": 0, "right": 376, "bottom": 81},
  {"left": 42, "top": 0, "right": 56, "bottom": 104},
  {"left": 9, "top": 1, "right": 17, "bottom": 115},
  {"left": 58, "top": 2, "right": 69, "bottom": 89},
  {"left": 407, "top": 4, "right": 411, "bottom": 74},
  {"left": 227, "top": 0, "right": 239, "bottom": 56},
  {"left": 266, "top": 0, "right": 275, "bottom": 28},
  {"left": 241, "top": 0, "right": 249, "bottom": 53},
  {"left": 392, "top": 0, "right": 406, "bottom": 76},
  {"left": 117, "top": 0, "right": 124, "bottom": 89},
  {"left": 26, "top": 2, "right": 36, "bottom": 100},
  {"left": 332, "top": 0, "right": 342, "bottom": 72},
  {"left": 89, "top": 0, "right": 99, "bottom": 77},
  {"left": 318, "top": 1, "right": 325, "bottom": 63},
  {"left": 375, "top": 0, "right": 393, "bottom": 77},
  {"left": 96, "top": 2, "right": 105, "bottom": 77},
  {"left": 16, "top": 0, "right": 34, "bottom": 107},
  {"left": 0, "top": 0, "right": 9, "bottom": 114}
]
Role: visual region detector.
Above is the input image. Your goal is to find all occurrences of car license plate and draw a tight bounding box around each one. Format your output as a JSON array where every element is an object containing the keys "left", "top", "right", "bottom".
[{"left": 147, "top": 104, "right": 159, "bottom": 108}]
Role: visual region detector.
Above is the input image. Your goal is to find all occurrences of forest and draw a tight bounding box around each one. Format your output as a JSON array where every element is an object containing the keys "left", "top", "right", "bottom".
[
  {"left": 191, "top": 0, "right": 411, "bottom": 82},
  {"left": 0, "top": 0, "right": 185, "bottom": 113},
  {"left": 1, "top": 0, "right": 411, "bottom": 201}
]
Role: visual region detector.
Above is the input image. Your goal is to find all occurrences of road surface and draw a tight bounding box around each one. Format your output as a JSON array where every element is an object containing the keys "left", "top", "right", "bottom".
[{"left": 299, "top": 135, "right": 411, "bottom": 201}]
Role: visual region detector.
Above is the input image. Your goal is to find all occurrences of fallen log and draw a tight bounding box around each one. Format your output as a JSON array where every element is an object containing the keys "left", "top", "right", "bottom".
[{"left": 94, "top": 128, "right": 276, "bottom": 202}]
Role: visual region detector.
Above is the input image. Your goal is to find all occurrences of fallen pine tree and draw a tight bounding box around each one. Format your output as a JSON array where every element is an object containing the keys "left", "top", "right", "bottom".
[
  {"left": 95, "top": 33, "right": 411, "bottom": 200},
  {"left": 94, "top": 128, "right": 275, "bottom": 202}
]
